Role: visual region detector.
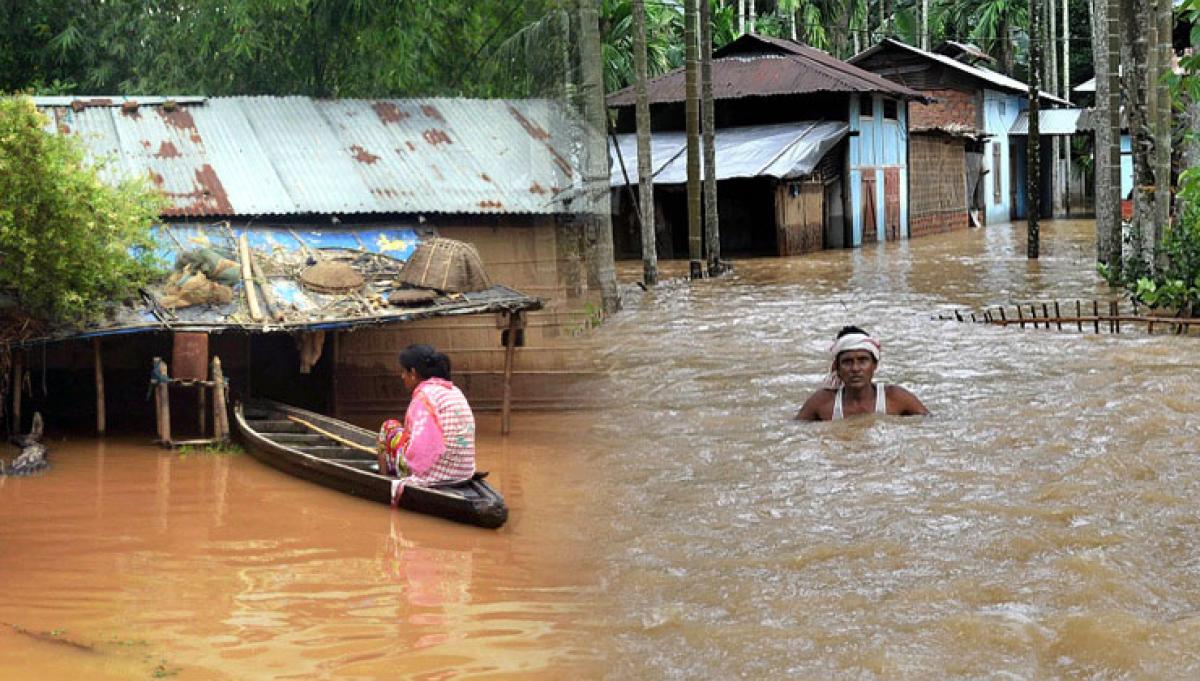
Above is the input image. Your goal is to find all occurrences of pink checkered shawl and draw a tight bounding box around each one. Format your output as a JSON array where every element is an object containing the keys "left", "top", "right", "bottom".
[{"left": 384, "top": 378, "right": 476, "bottom": 504}]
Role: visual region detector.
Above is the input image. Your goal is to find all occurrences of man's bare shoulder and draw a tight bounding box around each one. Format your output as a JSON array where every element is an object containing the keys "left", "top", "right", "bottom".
[
  {"left": 795, "top": 388, "right": 837, "bottom": 421},
  {"left": 884, "top": 384, "right": 929, "bottom": 416}
]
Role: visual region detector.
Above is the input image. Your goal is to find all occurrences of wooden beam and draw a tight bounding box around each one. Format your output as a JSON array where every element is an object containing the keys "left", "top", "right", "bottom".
[
  {"left": 238, "top": 234, "right": 264, "bottom": 322},
  {"left": 12, "top": 350, "right": 22, "bottom": 436},
  {"left": 212, "top": 356, "right": 229, "bottom": 442},
  {"left": 501, "top": 311, "right": 521, "bottom": 436},
  {"left": 156, "top": 358, "right": 171, "bottom": 445},
  {"left": 93, "top": 338, "right": 105, "bottom": 435}
]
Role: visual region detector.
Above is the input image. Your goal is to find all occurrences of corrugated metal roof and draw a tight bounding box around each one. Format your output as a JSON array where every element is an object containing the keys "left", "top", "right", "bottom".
[
  {"left": 606, "top": 34, "right": 925, "bottom": 107},
  {"left": 849, "top": 39, "right": 1073, "bottom": 106},
  {"left": 33, "top": 96, "right": 580, "bottom": 216},
  {"left": 1009, "top": 108, "right": 1084, "bottom": 135},
  {"left": 609, "top": 121, "right": 848, "bottom": 186}
]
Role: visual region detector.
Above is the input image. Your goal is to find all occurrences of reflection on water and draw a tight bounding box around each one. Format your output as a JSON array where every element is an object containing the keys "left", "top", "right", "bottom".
[
  {"left": 0, "top": 413, "right": 603, "bottom": 680},
  {"left": 3, "top": 221, "right": 1199, "bottom": 678}
]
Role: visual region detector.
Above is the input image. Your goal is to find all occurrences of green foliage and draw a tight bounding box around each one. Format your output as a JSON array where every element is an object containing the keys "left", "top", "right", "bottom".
[
  {"left": 0, "top": 96, "right": 164, "bottom": 325},
  {"left": 0, "top": 0, "right": 564, "bottom": 98}
]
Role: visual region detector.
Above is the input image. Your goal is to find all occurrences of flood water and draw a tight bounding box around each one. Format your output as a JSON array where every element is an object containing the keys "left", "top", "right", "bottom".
[{"left": 4, "top": 220, "right": 1200, "bottom": 679}]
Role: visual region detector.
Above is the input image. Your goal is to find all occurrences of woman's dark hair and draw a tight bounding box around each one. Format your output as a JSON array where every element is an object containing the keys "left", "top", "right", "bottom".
[
  {"left": 398, "top": 344, "right": 451, "bottom": 380},
  {"left": 837, "top": 325, "right": 868, "bottom": 339}
]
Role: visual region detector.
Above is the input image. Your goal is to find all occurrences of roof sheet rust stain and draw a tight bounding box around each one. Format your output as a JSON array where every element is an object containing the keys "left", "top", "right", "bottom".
[
  {"left": 547, "top": 145, "right": 574, "bottom": 178},
  {"left": 420, "top": 104, "right": 445, "bottom": 123},
  {"left": 155, "top": 141, "right": 181, "bottom": 158},
  {"left": 371, "top": 187, "right": 399, "bottom": 198},
  {"left": 148, "top": 170, "right": 165, "bottom": 186},
  {"left": 506, "top": 105, "right": 551, "bottom": 140},
  {"left": 406, "top": 141, "right": 417, "bottom": 151},
  {"left": 529, "top": 181, "right": 547, "bottom": 195},
  {"left": 120, "top": 105, "right": 142, "bottom": 120},
  {"left": 372, "top": 101, "right": 409, "bottom": 125},
  {"left": 162, "top": 164, "right": 233, "bottom": 215},
  {"left": 158, "top": 107, "right": 197, "bottom": 132},
  {"left": 349, "top": 144, "right": 381, "bottom": 164},
  {"left": 479, "top": 172, "right": 492, "bottom": 183},
  {"left": 423, "top": 129, "right": 452, "bottom": 146},
  {"left": 478, "top": 200, "right": 503, "bottom": 210},
  {"left": 140, "top": 140, "right": 152, "bottom": 149}
]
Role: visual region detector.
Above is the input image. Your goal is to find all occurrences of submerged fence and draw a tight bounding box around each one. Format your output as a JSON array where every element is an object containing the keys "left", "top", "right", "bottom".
[{"left": 937, "top": 299, "right": 1200, "bottom": 336}]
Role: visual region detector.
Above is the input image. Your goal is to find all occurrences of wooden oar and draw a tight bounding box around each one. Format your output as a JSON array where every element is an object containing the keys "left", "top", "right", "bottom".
[{"left": 286, "top": 415, "right": 375, "bottom": 456}]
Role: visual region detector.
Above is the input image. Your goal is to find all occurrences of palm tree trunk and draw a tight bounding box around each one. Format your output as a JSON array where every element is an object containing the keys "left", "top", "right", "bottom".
[
  {"left": 1062, "top": 0, "right": 1070, "bottom": 214},
  {"left": 749, "top": 0, "right": 756, "bottom": 33},
  {"left": 1028, "top": 0, "right": 1041, "bottom": 259},
  {"left": 633, "top": 0, "right": 658, "bottom": 286},
  {"left": 1123, "top": 0, "right": 1157, "bottom": 269},
  {"left": 685, "top": 0, "right": 703, "bottom": 278},
  {"left": 1095, "top": 0, "right": 1123, "bottom": 270},
  {"left": 577, "top": 0, "right": 620, "bottom": 311},
  {"left": 921, "top": 0, "right": 928, "bottom": 49},
  {"left": 1049, "top": 0, "right": 1064, "bottom": 217},
  {"left": 1154, "top": 0, "right": 1172, "bottom": 265},
  {"left": 739, "top": 0, "right": 745, "bottom": 34},
  {"left": 701, "top": 0, "right": 721, "bottom": 274}
]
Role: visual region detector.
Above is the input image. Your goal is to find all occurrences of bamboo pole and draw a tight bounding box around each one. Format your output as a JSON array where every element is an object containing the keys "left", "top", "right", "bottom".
[
  {"left": 93, "top": 339, "right": 105, "bottom": 435},
  {"left": 212, "top": 356, "right": 228, "bottom": 442},
  {"left": 248, "top": 250, "right": 284, "bottom": 322},
  {"left": 501, "top": 311, "right": 520, "bottom": 436},
  {"left": 286, "top": 415, "right": 375, "bottom": 455},
  {"left": 198, "top": 384, "right": 207, "bottom": 436},
  {"left": 238, "top": 234, "right": 264, "bottom": 322},
  {"left": 156, "top": 358, "right": 171, "bottom": 445}
]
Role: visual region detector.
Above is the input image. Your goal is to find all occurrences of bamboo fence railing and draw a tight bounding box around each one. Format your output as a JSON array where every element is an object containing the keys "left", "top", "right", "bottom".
[{"left": 936, "top": 299, "right": 1200, "bottom": 335}]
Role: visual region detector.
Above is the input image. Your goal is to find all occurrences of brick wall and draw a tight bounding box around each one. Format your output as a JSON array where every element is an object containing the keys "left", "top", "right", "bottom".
[
  {"left": 910, "top": 211, "right": 969, "bottom": 238},
  {"left": 909, "top": 88, "right": 978, "bottom": 131}
]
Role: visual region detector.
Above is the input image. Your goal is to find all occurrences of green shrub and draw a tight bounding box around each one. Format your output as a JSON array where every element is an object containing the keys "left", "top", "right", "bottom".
[{"left": 0, "top": 95, "right": 165, "bottom": 325}]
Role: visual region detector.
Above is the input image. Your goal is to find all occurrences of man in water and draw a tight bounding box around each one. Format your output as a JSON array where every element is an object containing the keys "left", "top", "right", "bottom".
[{"left": 795, "top": 326, "right": 929, "bottom": 421}]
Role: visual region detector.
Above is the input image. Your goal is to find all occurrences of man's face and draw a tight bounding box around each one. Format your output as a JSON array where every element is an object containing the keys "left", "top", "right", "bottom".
[{"left": 836, "top": 350, "right": 877, "bottom": 389}]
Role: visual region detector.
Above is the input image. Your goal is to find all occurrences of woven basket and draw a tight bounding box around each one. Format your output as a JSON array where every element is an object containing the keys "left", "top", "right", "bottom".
[
  {"left": 398, "top": 238, "right": 491, "bottom": 293},
  {"left": 300, "top": 261, "right": 365, "bottom": 294}
]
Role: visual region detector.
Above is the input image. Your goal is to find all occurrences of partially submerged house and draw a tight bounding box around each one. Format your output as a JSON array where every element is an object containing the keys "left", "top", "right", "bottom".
[
  {"left": 11, "top": 95, "right": 598, "bottom": 434},
  {"left": 850, "top": 39, "right": 1071, "bottom": 229},
  {"left": 606, "top": 33, "right": 927, "bottom": 255}
]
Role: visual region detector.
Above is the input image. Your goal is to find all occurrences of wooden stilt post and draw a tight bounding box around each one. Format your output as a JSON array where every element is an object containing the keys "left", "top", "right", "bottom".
[
  {"left": 212, "top": 356, "right": 229, "bottom": 442},
  {"left": 1093, "top": 300, "right": 1100, "bottom": 334},
  {"left": 1111, "top": 301, "right": 1120, "bottom": 333},
  {"left": 1076, "top": 300, "right": 1082, "bottom": 331},
  {"left": 500, "top": 311, "right": 521, "bottom": 436},
  {"left": 1016, "top": 306, "right": 1025, "bottom": 329},
  {"left": 330, "top": 331, "right": 339, "bottom": 419},
  {"left": 93, "top": 338, "right": 106, "bottom": 435},
  {"left": 998, "top": 307, "right": 1007, "bottom": 324},
  {"left": 12, "top": 349, "right": 22, "bottom": 436},
  {"left": 198, "top": 384, "right": 207, "bottom": 436},
  {"left": 156, "top": 358, "right": 171, "bottom": 445}
]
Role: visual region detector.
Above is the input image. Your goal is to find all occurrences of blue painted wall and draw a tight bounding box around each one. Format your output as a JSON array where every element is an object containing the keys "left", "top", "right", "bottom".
[
  {"left": 981, "top": 90, "right": 1022, "bottom": 225},
  {"left": 847, "top": 93, "right": 910, "bottom": 246}
]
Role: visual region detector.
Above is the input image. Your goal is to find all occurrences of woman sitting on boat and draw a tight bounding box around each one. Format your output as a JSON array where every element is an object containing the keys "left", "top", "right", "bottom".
[{"left": 376, "top": 344, "right": 477, "bottom": 494}]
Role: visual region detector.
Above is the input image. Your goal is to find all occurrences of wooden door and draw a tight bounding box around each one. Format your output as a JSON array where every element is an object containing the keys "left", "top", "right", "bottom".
[
  {"left": 860, "top": 170, "right": 877, "bottom": 244},
  {"left": 884, "top": 167, "right": 901, "bottom": 240}
]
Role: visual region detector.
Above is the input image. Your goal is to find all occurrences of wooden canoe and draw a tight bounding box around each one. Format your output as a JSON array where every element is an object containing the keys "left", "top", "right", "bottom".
[{"left": 232, "top": 399, "right": 507, "bottom": 528}]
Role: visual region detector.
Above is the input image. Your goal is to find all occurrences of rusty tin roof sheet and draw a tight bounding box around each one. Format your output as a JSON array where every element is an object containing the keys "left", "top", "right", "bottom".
[
  {"left": 34, "top": 96, "right": 579, "bottom": 216},
  {"left": 849, "top": 39, "right": 1072, "bottom": 106},
  {"left": 606, "top": 34, "right": 926, "bottom": 107}
]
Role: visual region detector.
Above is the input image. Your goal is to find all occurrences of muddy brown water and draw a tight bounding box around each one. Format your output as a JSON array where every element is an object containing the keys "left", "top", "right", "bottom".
[{"left": 4, "top": 220, "right": 1200, "bottom": 679}]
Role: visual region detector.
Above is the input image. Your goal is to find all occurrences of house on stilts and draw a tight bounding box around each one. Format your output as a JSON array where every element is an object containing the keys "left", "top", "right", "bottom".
[
  {"left": 605, "top": 33, "right": 927, "bottom": 257},
  {"left": 3, "top": 95, "right": 600, "bottom": 440}
]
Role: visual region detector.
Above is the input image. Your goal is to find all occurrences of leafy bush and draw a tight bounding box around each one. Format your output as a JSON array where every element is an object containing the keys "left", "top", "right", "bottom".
[{"left": 0, "top": 96, "right": 165, "bottom": 324}]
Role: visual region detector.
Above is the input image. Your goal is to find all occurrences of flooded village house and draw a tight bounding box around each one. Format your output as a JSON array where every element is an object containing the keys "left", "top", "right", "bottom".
[
  {"left": 605, "top": 34, "right": 926, "bottom": 257},
  {"left": 849, "top": 39, "right": 1073, "bottom": 229},
  {"left": 17, "top": 96, "right": 599, "bottom": 435}
]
